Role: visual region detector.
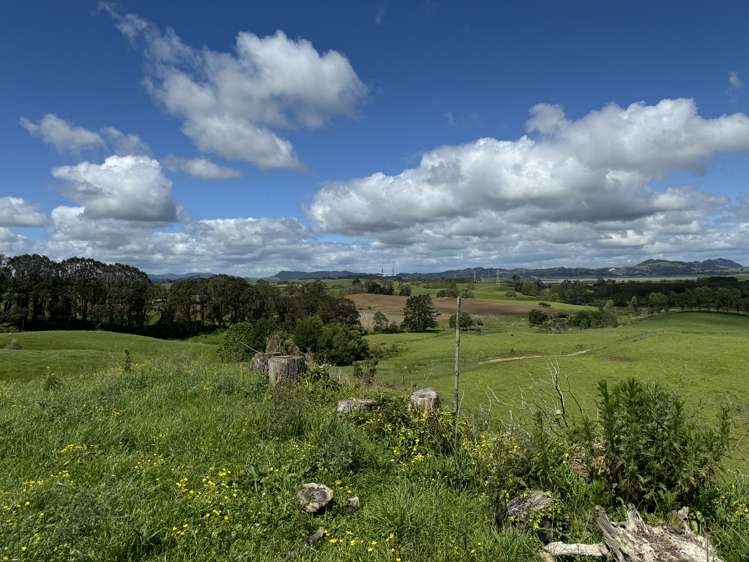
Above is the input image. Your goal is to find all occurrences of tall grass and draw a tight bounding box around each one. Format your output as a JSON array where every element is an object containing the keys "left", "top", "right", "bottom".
[{"left": 0, "top": 356, "right": 746, "bottom": 561}]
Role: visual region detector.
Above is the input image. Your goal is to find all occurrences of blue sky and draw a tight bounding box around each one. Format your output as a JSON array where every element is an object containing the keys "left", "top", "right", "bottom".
[{"left": 2, "top": 0, "right": 749, "bottom": 275}]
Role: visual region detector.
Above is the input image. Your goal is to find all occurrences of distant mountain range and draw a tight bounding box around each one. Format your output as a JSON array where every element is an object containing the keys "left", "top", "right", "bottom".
[
  {"left": 148, "top": 272, "right": 217, "bottom": 283},
  {"left": 272, "top": 258, "right": 746, "bottom": 281}
]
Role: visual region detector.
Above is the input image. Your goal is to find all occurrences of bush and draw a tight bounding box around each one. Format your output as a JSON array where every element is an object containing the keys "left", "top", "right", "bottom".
[
  {"left": 218, "top": 320, "right": 276, "bottom": 362},
  {"left": 293, "top": 315, "right": 324, "bottom": 351},
  {"left": 576, "top": 378, "right": 732, "bottom": 510},
  {"left": 398, "top": 284, "right": 412, "bottom": 296},
  {"left": 448, "top": 312, "right": 483, "bottom": 331},
  {"left": 528, "top": 309, "right": 551, "bottom": 326},
  {"left": 317, "top": 322, "right": 369, "bottom": 365},
  {"left": 372, "top": 311, "right": 389, "bottom": 333}
]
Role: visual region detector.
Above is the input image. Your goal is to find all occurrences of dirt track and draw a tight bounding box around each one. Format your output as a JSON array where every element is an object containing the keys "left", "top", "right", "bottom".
[{"left": 347, "top": 293, "right": 534, "bottom": 328}]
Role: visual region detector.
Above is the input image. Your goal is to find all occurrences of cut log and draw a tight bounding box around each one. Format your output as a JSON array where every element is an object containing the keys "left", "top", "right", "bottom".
[
  {"left": 542, "top": 505, "right": 723, "bottom": 562},
  {"left": 268, "top": 355, "right": 306, "bottom": 385},
  {"left": 336, "top": 399, "right": 377, "bottom": 414},
  {"left": 410, "top": 388, "right": 440, "bottom": 413},
  {"left": 544, "top": 542, "right": 608, "bottom": 557},
  {"left": 251, "top": 352, "right": 278, "bottom": 375}
]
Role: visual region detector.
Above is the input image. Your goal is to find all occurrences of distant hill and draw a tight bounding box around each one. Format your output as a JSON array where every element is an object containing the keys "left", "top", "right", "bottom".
[
  {"left": 148, "top": 272, "right": 216, "bottom": 283},
  {"left": 272, "top": 258, "right": 745, "bottom": 281},
  {"left": 273, "top": 270, "right": 381, "bottom": 281}
]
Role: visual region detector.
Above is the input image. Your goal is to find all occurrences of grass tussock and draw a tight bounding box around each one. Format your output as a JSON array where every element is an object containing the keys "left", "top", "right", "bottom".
[{"left": 0, "top": 356, "right": 747, "bottom": 561}]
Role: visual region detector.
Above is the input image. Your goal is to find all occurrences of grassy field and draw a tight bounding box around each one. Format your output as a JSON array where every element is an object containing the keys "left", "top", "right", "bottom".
[
  {"left": 0, "top": 313, "right": 747, "bottom": 560},
  {"left": 0, "top": 331, "right": 216, "bottom": 382},
  {"left": 1, "top": 354, "right": 747, "bottom": 561},
  {"left": 368, "top": 312, "right": 749, "bottom": 467}
]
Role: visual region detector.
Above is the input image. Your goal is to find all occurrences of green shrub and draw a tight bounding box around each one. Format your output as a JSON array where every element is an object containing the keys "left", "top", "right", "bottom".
[
  {"left": 217, "top": 320, "right": 276, "bottom": 362},
  {"left": 449, "top": 311, "right": 483, "bottom": 331},
  {"left": 292, "top": 315, "right": 323, "bottom": 351},
  {"left": 577, "top": 378, "right": 732, "bottom": 510},
  {"left": 316, "top": 322, "right": 369, "bottom": 365}
]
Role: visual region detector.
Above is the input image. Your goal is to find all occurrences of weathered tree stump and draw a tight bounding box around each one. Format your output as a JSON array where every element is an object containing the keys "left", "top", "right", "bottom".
[
  {"left": 541, "top": 505, "right": 724, "bottom": 562},
  {"left": 297, "top": 483, "right": 333, "bottom": 514},
  {"left": 498, "top": 490, "right": 555, "bottom": 528},
  {"left": 251, "top": 352, "right": 277, "bottom": 375},
  {"left": 410, "top": 388, "right": 440, "bottom": 413},
  {"left": 336, "top": 399, "right": 377, "bottom": 414},
  {"left": 268, "top": 355, "right": 306, "bottom": 385}
]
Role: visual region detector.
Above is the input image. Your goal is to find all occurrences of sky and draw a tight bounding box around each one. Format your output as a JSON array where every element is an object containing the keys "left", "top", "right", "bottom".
[{"left": 2, "top": 0, "right": 749, "bottom": 276}]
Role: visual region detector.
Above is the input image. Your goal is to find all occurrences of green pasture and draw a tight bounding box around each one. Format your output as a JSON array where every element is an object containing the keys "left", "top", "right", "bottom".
[
  {"left": 0, "top": 331, "right": 216, "bottom": 382},
  {"left": 369, "top": 312, "right": 749, "bottom": 466}
]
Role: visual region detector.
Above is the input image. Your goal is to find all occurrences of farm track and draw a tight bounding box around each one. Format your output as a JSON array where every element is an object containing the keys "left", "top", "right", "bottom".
[{"left": 479, "top": 331, "right": 661, "bottom": 365}]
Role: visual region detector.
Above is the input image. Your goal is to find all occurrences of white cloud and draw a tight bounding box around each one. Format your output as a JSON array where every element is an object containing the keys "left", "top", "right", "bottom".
[
  {"left": 103, "top": 5, "right": 367, "bottom": 170},
  {"left": 309, "top": 99, "right": 749, "bottom": 238},
  {"left": 20, "top": 114, "right": 104, "bottom": 153},
  {"left": 0, "top": 197, "right": 47, "bottom": 227},
  {"left": 728, "top": 71, "right": 744, "bottom": 94},
  {"left": 100, "top": 127, "right": 151, "bottom": 156},
  {"left": 52, "top": 155, "right": 177, "bottom": 222},
  {"left": 163, "top": 156, "right": 241, "bottom": 180},
  {"left": 20, "top": 113, "right": 151, "bottom": 156}
]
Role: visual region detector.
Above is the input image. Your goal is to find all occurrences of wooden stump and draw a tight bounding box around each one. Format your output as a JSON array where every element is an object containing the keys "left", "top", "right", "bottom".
[
  {"left": 541, "top": 505, "right": 724, "bottom": 561},
  {"left": 251, "top": 352, "right": 277, "bottom": 375},
  {"left": 410, "top": 388, "right": 440, "bottom": 413},
  {"left": 268, "top": 355, "right": 306, "bottom": 385}
]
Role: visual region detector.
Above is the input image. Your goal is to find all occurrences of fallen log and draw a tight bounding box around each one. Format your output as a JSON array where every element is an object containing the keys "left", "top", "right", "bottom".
[{"left": 541, "top": 505, "right": 723, "bottom": 562}]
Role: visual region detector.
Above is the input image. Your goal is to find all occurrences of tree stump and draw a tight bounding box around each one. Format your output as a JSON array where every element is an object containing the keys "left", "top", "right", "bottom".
[
  {"left": 336, "top": 399, "right": 377, "bottom": 414},
  {"left": 268, "top": 355, "right": 306, "bottom": 385},
  {"left": 251, "top": 352, "right": 277, "bottom": 375},
  {"left": 541, "top": 505, "right": 724, "bottom": 561},
  {"left": 410, "top": 388, "right": 440, "bottom": 413}
]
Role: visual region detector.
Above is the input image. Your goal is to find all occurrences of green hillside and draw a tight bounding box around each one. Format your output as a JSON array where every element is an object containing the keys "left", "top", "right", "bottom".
[{"left": 0, "top": 331, "right": 215, "bottom": 382}]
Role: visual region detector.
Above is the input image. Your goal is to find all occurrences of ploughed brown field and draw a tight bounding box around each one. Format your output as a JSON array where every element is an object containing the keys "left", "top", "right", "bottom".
[{"left": 347, "top": 293, "right": 533, "bottom": 328}]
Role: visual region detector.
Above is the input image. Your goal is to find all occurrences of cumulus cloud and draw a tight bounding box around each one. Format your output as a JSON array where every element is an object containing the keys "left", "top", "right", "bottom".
[
  {"left": 52, "top": 155, "right": 177, "bottom": 222},
  {"left": 163, "top": 156, "right": 241, "bottom": 180},
  {"left": 309, "top": 99, "right": 749, "bottom": 247},
  {"left": 0, "top": 197, "right": 47, "bottom": 227},
  {"left": 102, "top": 4, "right": 367, "bottom": 170},
  {"left": 20, "top": 113, "right": 151, "bottom": 156},
  {"left": 20, "top": 114, "right": 104, "bottom": 153}
]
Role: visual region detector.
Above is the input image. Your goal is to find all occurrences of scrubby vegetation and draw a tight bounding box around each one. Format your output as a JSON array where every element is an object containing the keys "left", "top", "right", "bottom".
[{"left": 0, "top": 356, "right": 746, "bottom": 561}]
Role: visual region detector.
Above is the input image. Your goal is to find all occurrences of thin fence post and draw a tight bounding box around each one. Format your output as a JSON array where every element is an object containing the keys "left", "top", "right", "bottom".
[{"left": 453, "top": 296, "right": 461, "bottom": 414}]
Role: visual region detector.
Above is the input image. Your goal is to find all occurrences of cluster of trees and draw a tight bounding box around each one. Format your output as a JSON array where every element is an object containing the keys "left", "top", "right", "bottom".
[
  {"left": 350, "top": 278, "right": 411, "bottom": 296},
  {"left": 551, "top": 277, "right": 749, "bottom": 311},
  {"left": 150, "top": 276, "right": 359, "bottom": 338},
  {"left": 0, "top": 255, "right": 150, "bottom": 331},
  {"left": 638, "top": 286, "right": 749, "bottom": 314},
  {"left": 529, "top": 300, "right": 618, "bottom": 330},
  {"left": 448, "top": 311, "right": 482, "bottom": 331},
  {"left": 2, "top": 254, "right": 365, "bottom": 339}
]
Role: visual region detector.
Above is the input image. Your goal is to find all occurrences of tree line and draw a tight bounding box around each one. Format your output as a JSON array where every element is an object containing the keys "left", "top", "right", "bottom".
[
  {"left": 0, "top": 255, "right": 361, "bottom": 338},
  {"left": 523, "top": 276, "right": 749, "bottom": 312}
]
